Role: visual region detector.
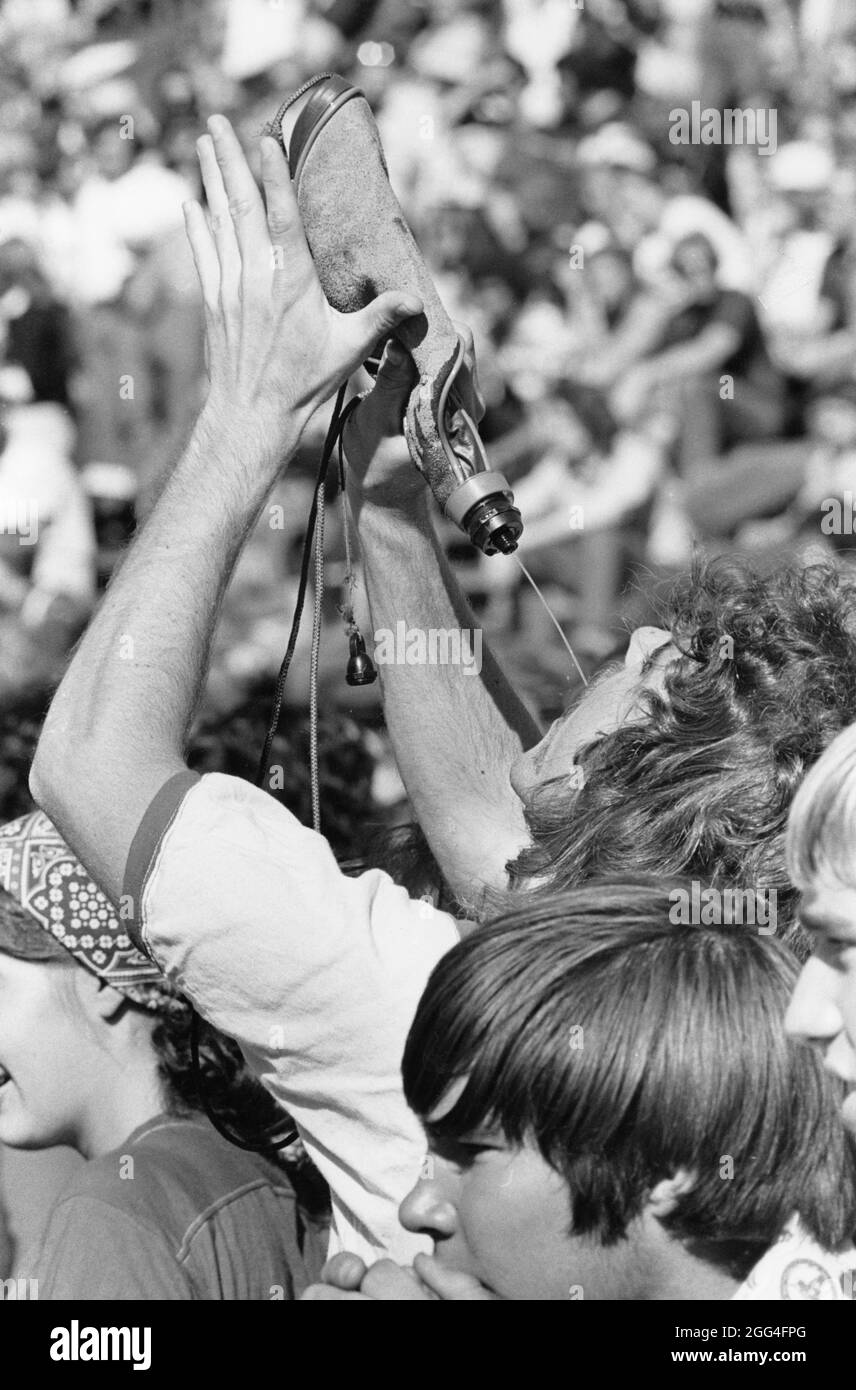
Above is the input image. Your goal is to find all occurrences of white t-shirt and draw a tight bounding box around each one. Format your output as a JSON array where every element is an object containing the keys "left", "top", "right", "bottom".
[
  {"left": 124, "top": 771, "right": 459, "bottom": 1264},
  {"left": 734, "top": 1217, "right": 856, "bottom": 1301}
]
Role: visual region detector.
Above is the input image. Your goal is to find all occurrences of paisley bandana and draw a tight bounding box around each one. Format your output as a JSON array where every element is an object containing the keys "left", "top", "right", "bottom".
[{"left": 0, "top": 810, "right": 180, "bottom": 1013}]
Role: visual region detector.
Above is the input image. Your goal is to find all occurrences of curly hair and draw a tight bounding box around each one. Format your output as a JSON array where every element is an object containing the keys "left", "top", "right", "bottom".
[
  {"left": 507, "top": 557, "right": 856, "bottom": 958},
  {"left": 30, "top": 942, "right": 329, "bottom": 1216},
  {"left": 151, "top": 1007, "right": 329, "bottom": 1216}
]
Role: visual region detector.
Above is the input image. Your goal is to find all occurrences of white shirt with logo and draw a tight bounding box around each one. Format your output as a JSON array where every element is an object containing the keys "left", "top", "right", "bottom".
[{"left": 735, "top": 1217, "right": 856, "bottom": 1300}]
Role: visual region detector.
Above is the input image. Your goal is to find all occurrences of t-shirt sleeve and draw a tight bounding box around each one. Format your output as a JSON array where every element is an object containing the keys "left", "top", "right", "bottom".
[
  {"left": 123, "top": 771, "right": 461, "bottom": 1263},
  {"left": 19, "top": 1198, "right": 193, "bottom": 1300}
]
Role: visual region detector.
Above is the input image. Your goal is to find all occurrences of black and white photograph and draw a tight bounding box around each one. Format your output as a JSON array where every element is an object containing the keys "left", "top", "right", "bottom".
[{"left": 0, "top": 0, "right": 856, "bottom": 1353}]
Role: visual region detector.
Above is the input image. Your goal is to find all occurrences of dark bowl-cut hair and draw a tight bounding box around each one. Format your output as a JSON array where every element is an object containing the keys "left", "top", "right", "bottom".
[
  {"left": 402, "top": 879, "right": 856, "bottom": 1274},
  {"left": 508, "top": 559, "right": 856, "bottom": 960}
]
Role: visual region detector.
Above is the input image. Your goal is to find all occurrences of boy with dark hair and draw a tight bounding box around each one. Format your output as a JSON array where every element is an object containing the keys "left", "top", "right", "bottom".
[{"left": 307, "top": 881, "right": 856, "bottom": 1300}]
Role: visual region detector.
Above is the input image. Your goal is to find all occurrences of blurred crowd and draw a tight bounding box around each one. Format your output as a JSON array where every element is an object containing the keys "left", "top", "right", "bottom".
[
  {"left": 5, "top": 0, "right": 856, "bottom": 1297},
  {"left": 2, "top": 0, "right": 856, "bottom": 720}
]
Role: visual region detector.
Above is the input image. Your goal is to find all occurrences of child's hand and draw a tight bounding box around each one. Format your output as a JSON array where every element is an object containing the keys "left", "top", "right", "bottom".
[
  {"left": 301, "top": 1251, "right": 500, "bottom": 1300},
  {"left": 301, "top": 1253, "right": 437, "bottom": 1300},
  {"left": 316, "top": 1251, "right": 370, "bottom": 1291}
]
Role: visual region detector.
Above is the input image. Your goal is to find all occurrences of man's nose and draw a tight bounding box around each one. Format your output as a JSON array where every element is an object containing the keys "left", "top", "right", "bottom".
[
  {"left": 398, "top": 1173, "right": 458, "bottom": 1242},
  {"left": 785, "top": 958, "right": 843, "bottom": 1042}
]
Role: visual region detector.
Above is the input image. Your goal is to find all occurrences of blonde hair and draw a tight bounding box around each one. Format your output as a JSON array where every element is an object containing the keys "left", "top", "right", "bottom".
[{"left": 787, "top": 722, "right": 856, "bottom": 892}]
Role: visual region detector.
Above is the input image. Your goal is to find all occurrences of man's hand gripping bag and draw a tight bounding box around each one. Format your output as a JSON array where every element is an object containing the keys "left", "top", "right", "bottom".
[{"left": 267, "top": 73, "right": 523, "bottom": 556}]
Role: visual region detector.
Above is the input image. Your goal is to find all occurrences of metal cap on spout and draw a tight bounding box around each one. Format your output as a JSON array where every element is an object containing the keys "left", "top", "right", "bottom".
[{"left": 444, "top": 471, "right": 523, "bottom": 556}]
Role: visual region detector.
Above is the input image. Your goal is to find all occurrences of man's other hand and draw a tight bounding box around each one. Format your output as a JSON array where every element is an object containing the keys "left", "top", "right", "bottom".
[
  {"left": 184, "top": 115, "right": 423, "bottom": 449},
  {"left": 343, "top": 322, "right": 484, "bottom": 513}
]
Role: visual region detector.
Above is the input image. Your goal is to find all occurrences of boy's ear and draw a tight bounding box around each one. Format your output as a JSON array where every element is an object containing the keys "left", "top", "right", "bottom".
[
  {"left": 93, "top": 978, "right": 128, "bottom": 1023},
  {"left": 646, "top": 1168, "right": 697, "bottom": 1219},
  {"left": 74, "top": 967, "right": 127, "bottom": 1022}
]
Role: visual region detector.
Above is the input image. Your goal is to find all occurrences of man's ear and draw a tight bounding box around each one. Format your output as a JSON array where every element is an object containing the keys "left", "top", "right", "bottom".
[{"left": 646, "top": 1168, "right": 697, "bottom": 1219}]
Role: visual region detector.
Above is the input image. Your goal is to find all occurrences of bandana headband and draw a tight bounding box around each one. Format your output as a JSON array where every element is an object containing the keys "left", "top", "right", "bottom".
[{"left": 0, "top": 810, "right": 179, "bottom": 1012}]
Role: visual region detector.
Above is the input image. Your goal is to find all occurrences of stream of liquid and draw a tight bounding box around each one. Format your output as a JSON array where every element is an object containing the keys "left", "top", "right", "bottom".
[{"left": 513, "top": 554, "right": 589, "bottom": 687}]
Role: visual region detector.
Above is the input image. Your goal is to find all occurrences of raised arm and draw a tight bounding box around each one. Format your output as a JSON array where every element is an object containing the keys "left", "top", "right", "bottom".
[
  {"left": 30, "top": 116, "right": 422, "bottom": 902},
  {"left": 344, "top": 345, "right": 540, "bottom": 913}
]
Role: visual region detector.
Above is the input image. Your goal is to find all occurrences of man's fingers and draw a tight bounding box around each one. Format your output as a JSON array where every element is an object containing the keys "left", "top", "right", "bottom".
[
  {"left": 338, "top": 292, "right": 423, "bottom": 378},
  {"left": 197, "top": 134, "right": 241, "bottom": 308},
  {"left": 207, "top": 114, "right": 270, "bottom": 283},
  {"left": 373, "top": 339, "right": 418, "bottom": 398},
  {"left": 344, "top": 340, "right": 416, "bottom": 449},
  {"left": 341, "top": 338, "right": 423, "bottom": 487},
  {"left": 183, "top": 200, "right": 220, "bottom": 312},
  {"left": 260, "top": 136, "right": 313, "bottom": 275}
]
